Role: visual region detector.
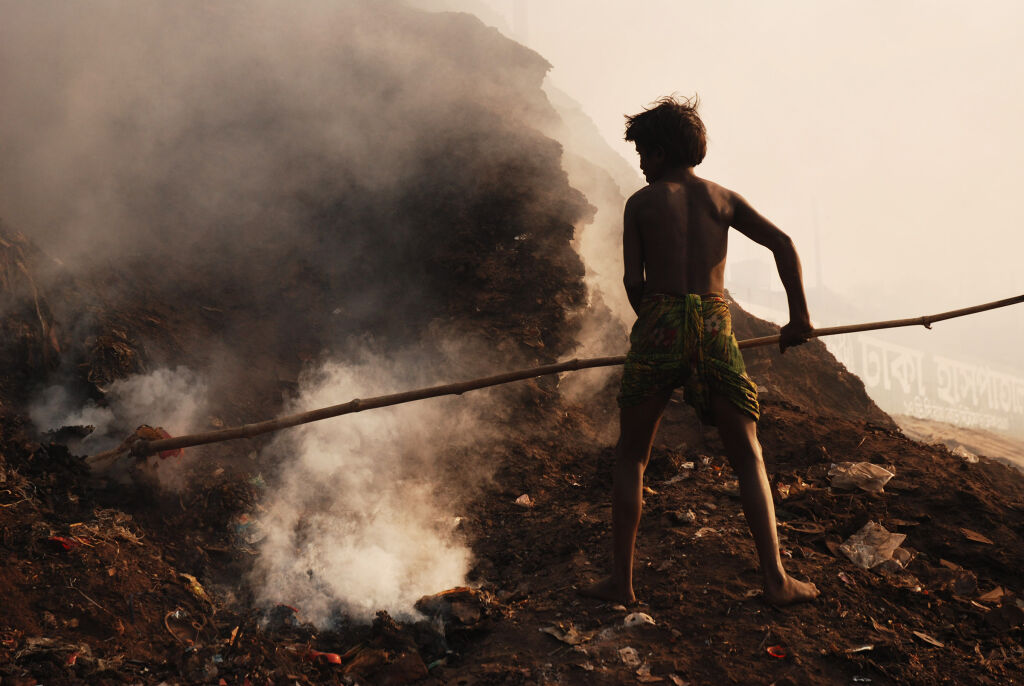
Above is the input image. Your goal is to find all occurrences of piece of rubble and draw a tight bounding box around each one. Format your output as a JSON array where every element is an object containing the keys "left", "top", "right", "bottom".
[
  {"left": 947, "top": 569, "right": 979, "bottom": 596},
  {"left": 539, "top": 624, "right": 594, "bottom": 645},
  {"left": 668, "top": 509, "right": 697, "bottom": 525},
  {"left": 623, "top": 612, "right": 656, "bottom": 628},
  {"left": 978, "top": 586, "right": 1005, "bottom": 603},
  {"left": 619, "top": 646, "right": 641, "bottom": 668},
  {"left": 180, "top": 573, "right": 212, "bottom": 605},
  {"left": 912, "top": 630, "right": 944, "bottom": 648},
  {"left": 952, "top": 445, "right": 979, "bottom": 463},
  {"left": 828, "top": 462, "right": 895, "bottom": 494},
  {"left": 960, "top": 527, "right": 994, "bottom": 545},
  {"left": 985, "top": 601, "right": 1024, "bottom": 630},
  {"left": 514, "top": 493, "right": 534, "bottom": 507},
  {"left": 839, "top": 521, "right": 910, "bottom": 571},
  {"left": 414, "top": 587, "right": 490, "bottom": 629},
  {"left": 636, "top": 662, "right": 662, "bottom": 683}
]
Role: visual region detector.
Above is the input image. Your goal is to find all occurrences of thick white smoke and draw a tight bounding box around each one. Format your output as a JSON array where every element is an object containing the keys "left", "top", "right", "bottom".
[
  {"left": 251, "top": 349, "right": 498, "bottom": 624},
  {"left": 30, "top": 366, "right": 209, "bottom": 488}
]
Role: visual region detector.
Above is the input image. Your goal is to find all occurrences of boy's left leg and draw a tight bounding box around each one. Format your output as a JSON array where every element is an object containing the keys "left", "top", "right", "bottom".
[{"left": 711, "top": 394, "right": 819, "bottom": 605}]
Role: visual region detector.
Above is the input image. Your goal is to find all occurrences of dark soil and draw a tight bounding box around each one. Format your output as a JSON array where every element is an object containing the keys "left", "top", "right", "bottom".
[{"left": 2, "top": 295, "right": 1021, "bottom": 685}]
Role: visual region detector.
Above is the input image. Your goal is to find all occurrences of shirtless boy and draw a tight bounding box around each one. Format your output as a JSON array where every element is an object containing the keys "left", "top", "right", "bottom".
[{"left": 584, "top": 96, "right": 820, "bottom": 606}]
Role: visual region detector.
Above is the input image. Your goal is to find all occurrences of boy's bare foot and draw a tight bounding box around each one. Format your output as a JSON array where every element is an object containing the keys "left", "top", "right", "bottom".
[
  {"left": 764, "top": 575, "right": 820, "bottom": 606},
  {"left": 580, "top": 576, "right": 637, "bottom": 605}
]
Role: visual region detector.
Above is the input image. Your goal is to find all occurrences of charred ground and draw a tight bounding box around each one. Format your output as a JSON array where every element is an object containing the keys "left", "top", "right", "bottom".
[{"left": 3, "top": 218, "right": 1022, "bottom": 684}]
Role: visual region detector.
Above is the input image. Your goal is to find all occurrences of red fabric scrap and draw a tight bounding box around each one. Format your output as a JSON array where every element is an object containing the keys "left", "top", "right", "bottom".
[
  {"left": 306, "top": 649, "right": 342, "bottom": 664},
  {"left": 49, "top": 536, "right": 88, "bottom": 551}
]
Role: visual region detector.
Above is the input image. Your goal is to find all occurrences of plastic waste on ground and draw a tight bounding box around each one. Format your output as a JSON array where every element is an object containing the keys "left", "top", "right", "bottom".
[
  {"left": 623, "top": 612, "right": 656, "bottom": 628},
  {"left": 952, "top": 445, "right": 979, "bottom": 463},
  {"left": 839, "top": 521, "right": 913, "bottom": 571},
  {"left": 828, "top": 462, "right": 895, "bottom": 494}
]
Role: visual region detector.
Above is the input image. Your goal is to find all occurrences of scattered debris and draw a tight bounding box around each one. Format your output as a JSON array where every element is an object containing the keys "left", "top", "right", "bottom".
[
  {"left": 978, "top": 586, "right": 1006, "bottom": 603},
  {"left": 264, "top": 604, "right": 299, "bottom": 631},
  {"left": 952, "top": 445, "right": 979, "bottom": 463},
  {"left": 305, "top": 649, "right": 342, "bottom": 665},
  {"left": 782, "top": 521, "right": 826, "bottom": 535},
  {"left": 828, "top": 462, "right": 895, "bottom": 493},
  {"left": 414, "top": 587, "right": 490, "bottom": 629},
  {"left": 164, "top": 608, "right": 201, "bottom": 645},
  {"left": 514, "top": 493, "right": 534, "bottom": 507},
  {"left": 766, "top": 645, "right": 787, "bottom": 658},
  {"left": 181, "top": 573, "right": 212, "bottom": 605},
  {"left": 232, "top": 513, "right": 266, "bottom": 545},
  {"left": 946, "top": 569, "right": 979, "bottom": 596},
  {"left": 839, "top": 521, "right": 912, "bottom": 571},
  {"left": 912, "top": 630, "right": 945, "bottom": 648},
  {"left": 668, "top": 509, "right": 697, "bottom": 525},
  {"left": 623, "top": 612, "right": 656, "bottom": 628},
  {"left": 47, "top": 535, "right": 90, "bottom": 551},
  {"left": 540, "top": 624, "right": 594, "bottom": 646},
  {"left": 619, "top": 646, "right": 642, "bottom": 668},
  {"left": 134, "top": 424, "right": 183, "bottom": 460},
  {"left": 960, "top": 527, "right": 994, "bottom": 545}
]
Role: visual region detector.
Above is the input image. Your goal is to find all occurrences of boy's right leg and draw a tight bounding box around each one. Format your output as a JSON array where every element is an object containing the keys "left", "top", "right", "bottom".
[
  {"left": 711, "top": 394, "right": 819, "bottom": 605},
  {"left": 582, "top": 388, "right": 673, "bottom": 604}
]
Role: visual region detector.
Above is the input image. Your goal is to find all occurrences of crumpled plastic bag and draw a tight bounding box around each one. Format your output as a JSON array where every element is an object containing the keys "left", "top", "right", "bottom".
[
  {"left": 829, "top": 462, "right": 895, "bottom": 494},
  {"left": 839, "top": 521, "right": 909, "bottom": 570}
]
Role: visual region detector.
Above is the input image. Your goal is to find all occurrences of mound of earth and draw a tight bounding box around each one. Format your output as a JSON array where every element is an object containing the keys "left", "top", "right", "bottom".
[{"left": 3, "top": 245, "right": 1022, "bottom": 685}]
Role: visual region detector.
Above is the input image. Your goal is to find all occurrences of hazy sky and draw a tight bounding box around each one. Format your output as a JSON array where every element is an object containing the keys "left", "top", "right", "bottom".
[{"left": 434, "top": 0, "right": 1024, "bottom": 375}]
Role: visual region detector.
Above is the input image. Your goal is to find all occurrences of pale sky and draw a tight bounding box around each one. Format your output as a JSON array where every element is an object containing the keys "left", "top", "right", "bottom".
[{"left": 434, "top": 0, "right": 1024, "bottom": 376}]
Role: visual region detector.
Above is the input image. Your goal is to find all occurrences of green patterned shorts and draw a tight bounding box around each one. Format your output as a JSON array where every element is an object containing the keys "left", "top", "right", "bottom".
[{"left": 618, "top": 293, "right": 759, "bottom": 424}]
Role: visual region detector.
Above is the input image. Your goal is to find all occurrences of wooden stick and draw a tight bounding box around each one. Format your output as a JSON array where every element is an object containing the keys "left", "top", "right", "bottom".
[
  {"left": 94, "top": 293, "right": 1021, "bottom": 461},
  {"left": 737, "top": 292, "right": 1024, "bottom": 349}
]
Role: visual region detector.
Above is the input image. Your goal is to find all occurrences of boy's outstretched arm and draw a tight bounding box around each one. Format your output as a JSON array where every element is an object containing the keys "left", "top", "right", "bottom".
[{"left": 730, "top": 193, "right": 813, "bottom": 352}]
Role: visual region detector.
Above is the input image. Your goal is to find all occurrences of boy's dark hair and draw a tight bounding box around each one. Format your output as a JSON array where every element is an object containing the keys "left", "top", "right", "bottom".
[{"left": 624, "top": 95, "right": 706, "bottom": 167}]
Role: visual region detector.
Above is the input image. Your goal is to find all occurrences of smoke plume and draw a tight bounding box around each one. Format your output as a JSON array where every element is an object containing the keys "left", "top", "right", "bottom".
[
  {"left": 251, "top": 348, "right": 499, "bottom": 623},
  {"left": 2, "top": 0, "right": 611, "bottom": 621}
]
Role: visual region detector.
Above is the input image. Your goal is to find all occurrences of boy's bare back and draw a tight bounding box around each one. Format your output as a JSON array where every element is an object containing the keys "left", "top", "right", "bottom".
[
  {"left": 623, "top": 162, "right": 809, "bottom": 346},
  {"left": 623, "top": 170, "right": 730, "bottom": 300}
]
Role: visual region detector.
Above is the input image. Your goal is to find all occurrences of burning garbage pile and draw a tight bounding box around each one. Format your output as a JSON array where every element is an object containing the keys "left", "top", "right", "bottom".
[{"left": 1, "top": 1, "right": 1023, "bottom": 685}]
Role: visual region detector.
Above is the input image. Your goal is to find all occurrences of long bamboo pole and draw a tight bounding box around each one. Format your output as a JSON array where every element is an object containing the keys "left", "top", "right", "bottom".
[{"left": 88, "top": 293, "right": 1023, "bottom": 463}]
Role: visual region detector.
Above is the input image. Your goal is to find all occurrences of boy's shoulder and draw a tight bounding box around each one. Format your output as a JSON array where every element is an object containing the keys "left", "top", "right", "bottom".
[{"left": 626, "top": 176, "right": 737, "bottom": 209}]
